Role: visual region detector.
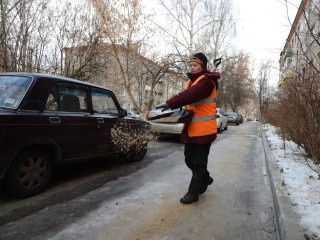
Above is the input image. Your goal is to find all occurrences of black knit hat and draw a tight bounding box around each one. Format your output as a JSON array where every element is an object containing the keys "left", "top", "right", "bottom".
[{"left": 189, "top": 52, "right": 208, "bottom": 69}]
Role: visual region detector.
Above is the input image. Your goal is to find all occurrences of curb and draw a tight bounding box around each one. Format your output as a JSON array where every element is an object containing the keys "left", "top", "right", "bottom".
[{"left": 260, "top": 126, "right": 304, "bottom": 240}]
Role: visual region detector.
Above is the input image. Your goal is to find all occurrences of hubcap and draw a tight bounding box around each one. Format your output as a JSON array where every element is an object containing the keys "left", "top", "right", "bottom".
[{"left": 18, "top": 155, "right": 48, "bottom": 189}]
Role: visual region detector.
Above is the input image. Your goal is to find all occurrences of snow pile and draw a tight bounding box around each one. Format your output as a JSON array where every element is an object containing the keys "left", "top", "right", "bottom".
[{"left": 263, "top": 124, "right": 320, "bottom": 239}]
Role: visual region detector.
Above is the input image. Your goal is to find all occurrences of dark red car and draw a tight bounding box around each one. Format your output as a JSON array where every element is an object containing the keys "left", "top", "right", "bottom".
[{"left": 0, "top": 72, "right": 150, "bottom": 197}]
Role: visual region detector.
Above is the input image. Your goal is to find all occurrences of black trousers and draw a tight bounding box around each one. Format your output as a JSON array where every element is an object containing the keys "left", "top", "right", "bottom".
[{"left": 184, "top": 143, "right": 212, "bottom": 195}]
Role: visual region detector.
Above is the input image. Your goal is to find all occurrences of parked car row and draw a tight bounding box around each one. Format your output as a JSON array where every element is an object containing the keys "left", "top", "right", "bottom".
[
  {"left": 0, "top": 72, "right": 247, "bottom": 198},
  {"left": 0, "top": 72, "right": 150, "bottom": 198}
]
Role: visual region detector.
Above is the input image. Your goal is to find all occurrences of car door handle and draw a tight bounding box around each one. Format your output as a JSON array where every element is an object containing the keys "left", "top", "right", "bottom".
[
  {"left": 49, "top": 117, "right": 61, "bottom": 124},
  {"left": 97, "top": 118, "right": 104, "bottom": 124}
]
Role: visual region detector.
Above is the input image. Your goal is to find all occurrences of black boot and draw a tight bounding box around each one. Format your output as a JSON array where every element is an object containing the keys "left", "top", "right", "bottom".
[
  {"left": 180, "top": 192, "right": 199, "bottom": 204},
  {"left": 198, "top": 176, "right": 214, "bottom": 195},
  {"left": 207, "top": 176, "right": 214, "bottom": 185}
]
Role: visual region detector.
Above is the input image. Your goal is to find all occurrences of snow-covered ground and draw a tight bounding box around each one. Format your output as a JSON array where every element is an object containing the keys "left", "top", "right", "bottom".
[{"left": 262, "top": 124, "right": 320, "bottom": 239}]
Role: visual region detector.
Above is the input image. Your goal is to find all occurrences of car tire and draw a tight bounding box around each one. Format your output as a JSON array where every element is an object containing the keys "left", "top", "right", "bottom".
[
  {"left": 5, "top": 148, "right": 53, "bottom": 198},
  {"left": 236, "top": 122, "right": 239, "bottom": 125},
  {"left": 126, "top": 145, "right": 148, "bottom": 162},
  {"left": 224, "top": 124, "right": 228, "bottom": 131},
  {"left": 218, "top": 124, "right": 223, "bottom": 133}
]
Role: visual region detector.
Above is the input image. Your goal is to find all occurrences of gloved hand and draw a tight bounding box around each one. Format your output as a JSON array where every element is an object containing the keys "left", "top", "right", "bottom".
[{"left": 155, "top": 102, "right": 170, "bottom": 112}]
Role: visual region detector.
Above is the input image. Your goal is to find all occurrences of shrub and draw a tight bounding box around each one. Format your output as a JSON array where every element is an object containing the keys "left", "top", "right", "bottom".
[{"left": 264, "top": 71, "right": 320, "bottom": 172}]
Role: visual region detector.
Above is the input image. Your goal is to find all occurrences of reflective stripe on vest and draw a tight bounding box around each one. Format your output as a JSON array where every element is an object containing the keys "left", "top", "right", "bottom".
[
  {"left": 189, "top": 98, "right": 217, "bottom": 106},
  {"left": 191, "top": 114, "right": 217, "bottom": 122},
  {"left": 185, "top": 75, "right": 217, "bottom": 137}
]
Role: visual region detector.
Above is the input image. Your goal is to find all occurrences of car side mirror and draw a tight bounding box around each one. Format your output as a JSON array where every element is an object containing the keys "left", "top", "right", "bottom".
[
  {"left": 216, "top": 115, "right": 220, "bottom": 118},
  {"left": 118, "top": 108, "right": 127, "bottom": 118}
]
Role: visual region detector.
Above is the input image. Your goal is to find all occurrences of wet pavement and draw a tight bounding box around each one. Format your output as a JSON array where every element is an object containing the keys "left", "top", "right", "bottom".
[{"left": 0, "top": 122, "right": 285, "bottom": 239}]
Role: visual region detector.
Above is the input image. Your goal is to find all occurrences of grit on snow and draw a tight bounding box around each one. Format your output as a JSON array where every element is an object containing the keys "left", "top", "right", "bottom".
[{"left": 263, "top": 124, "right": 320, "bottom": 239}]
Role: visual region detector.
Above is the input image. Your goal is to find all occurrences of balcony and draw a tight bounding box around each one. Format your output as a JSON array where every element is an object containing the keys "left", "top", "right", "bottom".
[{"left": 279, "top": 68, "right": 294, "bottom": 87}]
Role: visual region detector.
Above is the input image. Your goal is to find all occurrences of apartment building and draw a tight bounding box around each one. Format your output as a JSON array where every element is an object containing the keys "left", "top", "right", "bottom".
[
  {"left": 279, "top": 0, "right": 320, "bottom": 86},
  {"left": 64, "top": 43, "right": 186, "bottom": 114}
]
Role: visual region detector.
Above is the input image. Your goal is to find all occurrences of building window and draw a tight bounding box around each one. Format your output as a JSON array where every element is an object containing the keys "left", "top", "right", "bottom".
[
  {"left": 119, "top": 88, "right": 125, "bottom": 96},
  {"left": 120, "top": 55, "right": 126, "bottom": 65}
]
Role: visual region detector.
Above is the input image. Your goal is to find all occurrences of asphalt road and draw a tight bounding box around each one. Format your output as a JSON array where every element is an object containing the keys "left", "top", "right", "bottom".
[{"left": 0, "top": 122, "right": 278, "bottom": 240}]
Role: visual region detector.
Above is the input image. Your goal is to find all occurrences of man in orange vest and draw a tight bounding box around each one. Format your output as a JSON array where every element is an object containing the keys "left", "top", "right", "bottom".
[{"left": 156, "top": 52, "right": 221, "bottom": 204}]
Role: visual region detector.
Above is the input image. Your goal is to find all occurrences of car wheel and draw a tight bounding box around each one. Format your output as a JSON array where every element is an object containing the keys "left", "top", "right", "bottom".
[
  {"left": 218, "top": 124, "right": 223, "bottom": 133},
  {"left": 224, "top": 124, "right": 228, "bottom": 131},
  {"left": 6, "top": 148, "right": 53, "bottom": 198},
  {"left": 236, "top": 122, "right": 239, "bottom": 125},
  {"left": 126, "top": 145, "right": 148, "bottom": 162}
]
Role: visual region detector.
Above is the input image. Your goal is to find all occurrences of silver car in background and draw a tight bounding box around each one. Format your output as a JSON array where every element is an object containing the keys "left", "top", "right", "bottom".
[
  {"left": 226, "top": 112, "right": 241, "bottom": 125},
  {"left": 146, "top": 108, "right": 184, "bottom": 135}
]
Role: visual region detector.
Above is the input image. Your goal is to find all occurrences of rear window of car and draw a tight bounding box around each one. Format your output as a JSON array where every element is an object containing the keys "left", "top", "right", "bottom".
[{"left": 0, "top": 76, "right": 33, "bottom": 109}]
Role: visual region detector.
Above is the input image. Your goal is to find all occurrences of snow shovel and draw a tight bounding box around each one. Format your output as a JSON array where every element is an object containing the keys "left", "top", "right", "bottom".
[{"left": 148, "top": 109, "right": 194, "bottom": 123}]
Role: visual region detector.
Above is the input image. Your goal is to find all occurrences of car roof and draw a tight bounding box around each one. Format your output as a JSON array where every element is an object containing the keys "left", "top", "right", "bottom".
[
  {"left": 226, "top": 112, "right": 238, "bottom": 115},
  {"left": 0, "top": 72, "right": 112, "bottom": 91}
]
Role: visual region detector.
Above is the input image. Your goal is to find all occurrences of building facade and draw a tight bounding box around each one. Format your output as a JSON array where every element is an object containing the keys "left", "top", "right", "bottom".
[
  {"left": 64, "top": 43, "right": 187, "bottom": 115},
  {"left": 279, "top": 0, "right": 320, "bottom": 86}
]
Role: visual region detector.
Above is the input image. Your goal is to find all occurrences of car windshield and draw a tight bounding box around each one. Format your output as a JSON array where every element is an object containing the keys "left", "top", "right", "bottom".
[{"left": 0, "top": 76, "right": 33, "bottom": 109}]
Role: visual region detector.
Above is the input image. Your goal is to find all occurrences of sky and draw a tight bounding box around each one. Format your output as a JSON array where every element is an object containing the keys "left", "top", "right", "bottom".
[
  {"left": 234, "top": 0, "right": 292, "bottom": 62},
  {"left": 144, "top": 0, "right": 301, "bottom": 86},
  {"left": 233, "top": 0, "right": 301, "bottom": 85}
]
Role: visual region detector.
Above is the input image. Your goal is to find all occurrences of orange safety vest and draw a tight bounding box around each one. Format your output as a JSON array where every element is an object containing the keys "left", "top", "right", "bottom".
[{"left": 185, "top": 75, "right": 217, "bottom": 137}]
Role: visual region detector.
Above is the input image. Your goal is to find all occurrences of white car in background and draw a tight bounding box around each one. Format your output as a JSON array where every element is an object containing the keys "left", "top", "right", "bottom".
[
  {"left": 216, "top": 108, "right": 228, "bottom": 133},
  {"left": 146, "top": 107, "right": 228, "bottom": 135}
]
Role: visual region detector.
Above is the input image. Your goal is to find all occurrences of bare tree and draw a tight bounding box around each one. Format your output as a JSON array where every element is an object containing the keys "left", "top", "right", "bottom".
[
  {"left": 218, "top": 52, "right": 253, "bottom": 112},
  {"left": 155, "top": 0, "right": 236, "bottom": 71},
  {"left": 0, "top": 0, "right": 52, "bottom": 72},
  {"left": 140, "top": 54, "right": 185, "bottom": 110},
  {"left": 202, "top": 0, "right": 236, "bottom": 61},
  {"left": 88, "top": 0, "right": 156, "bottom": 112},
  {"left": 270, "top": 70, "right": 320, "bottom": 168},
  {"left": 0, "top": 0, "right": 106, "bottom": 81},
  {"left": 255, "top": 61, "right": 273, "bottom": 121},
  {"left": 49, "top": 0, "right": 105, "bottom": 81}
]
